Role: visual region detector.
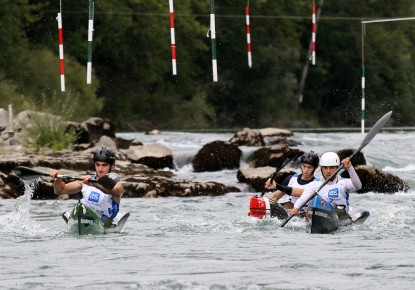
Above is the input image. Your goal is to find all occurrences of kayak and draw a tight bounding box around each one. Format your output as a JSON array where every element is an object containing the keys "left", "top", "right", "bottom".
[
  {"left": 306, "top": 195, "right": 370, "bottom": 234},
  {"left": 62, "top": 202, "right": 130, "bottom": 235},
  {"left": 249, "top": 195, "right": 370, "bottom": 234}
]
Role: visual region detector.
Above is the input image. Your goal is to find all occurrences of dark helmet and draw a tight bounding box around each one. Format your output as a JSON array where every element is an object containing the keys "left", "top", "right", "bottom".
[
  {"left": 300, "top": 151, "right": 319, "bottom": 168},
  {"left": 92, "top": 147, "right": 116, "bottom": 165}
]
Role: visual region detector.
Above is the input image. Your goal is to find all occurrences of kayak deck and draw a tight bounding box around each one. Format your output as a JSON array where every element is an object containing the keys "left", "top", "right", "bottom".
[
  {"left": 249, "top": 195, "right": 370, "bottom": 234},
  {"left": 306, "top": 196, "right": 370, "bottom": 234},
  {"left": 62, "top": 202, "right": 130, "bottom": 235}
]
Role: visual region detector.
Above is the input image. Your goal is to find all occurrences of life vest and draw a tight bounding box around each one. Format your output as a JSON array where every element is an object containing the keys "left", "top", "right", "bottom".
[
  {"left": 80, "top": 177, "right": 119, "bottom": 220},
  {"left": 287, "top": 174, "right": 321, "bottom": 204},
  {"left": 318, "top": 177, "right": 353, "bottom": 212}
]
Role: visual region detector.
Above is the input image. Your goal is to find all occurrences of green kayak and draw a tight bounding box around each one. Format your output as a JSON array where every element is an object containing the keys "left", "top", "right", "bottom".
[{"left": 63, "top": 202, "right": 130, "bottom": 235}]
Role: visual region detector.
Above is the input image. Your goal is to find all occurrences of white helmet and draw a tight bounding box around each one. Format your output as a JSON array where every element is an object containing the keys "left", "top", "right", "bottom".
[{"left": 319, "top": 152, "right": 340, "bottom": 166}]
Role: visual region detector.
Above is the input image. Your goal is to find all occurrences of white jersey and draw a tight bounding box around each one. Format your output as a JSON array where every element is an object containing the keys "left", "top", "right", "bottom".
[
  {"left": 294, "top": 166, "right": 362, "bottom": 212},
  {"left": 80, "top": 182, "right": 119, "bottom": 221},
  {"left": 286, "top": 174, "right": 321, "bottom": 204},
  {"left": 316, "top": 177, "right": 357, "bottom": 212}
]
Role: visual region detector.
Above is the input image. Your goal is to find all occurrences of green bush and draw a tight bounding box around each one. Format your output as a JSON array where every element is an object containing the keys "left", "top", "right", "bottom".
[
  {"left": 18, "top": 93, "right": 79, "bottom": 150},
  {"left": 20, "top": 112, "right": 78, "bottom": 151}
]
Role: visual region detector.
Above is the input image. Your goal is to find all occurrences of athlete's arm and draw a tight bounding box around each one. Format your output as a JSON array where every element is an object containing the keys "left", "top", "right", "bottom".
[
  {"left": 347, "top": 166, "right": 362, "bottom": 191},
  {"left": 50, "top": 169, "right": 83, "bottom": 195},
  {"left": 292, "top": 188, "right": 314, "bottom": 210},
  {"left": 341, "top": 158, "right": 362, "bottom": 191}
]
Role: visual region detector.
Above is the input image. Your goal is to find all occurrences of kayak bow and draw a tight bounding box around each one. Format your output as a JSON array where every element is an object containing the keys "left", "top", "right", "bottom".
[
  {"left": 306, "top": 195, "right": 370, "bottom": 234},
  {"left": 62, "top": 201, "right": 130, "bottom": 235}
]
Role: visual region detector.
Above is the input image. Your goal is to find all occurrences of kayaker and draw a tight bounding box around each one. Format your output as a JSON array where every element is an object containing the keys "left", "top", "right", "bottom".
[
  {"left": 50, "top": 147, "right": 124, "bottom": 222},
  {"left": 290, "top": 151, "right": 362, "bottom": 216},
  {"left": 264, "top": 151, "right": 321, "bottom": 209}
]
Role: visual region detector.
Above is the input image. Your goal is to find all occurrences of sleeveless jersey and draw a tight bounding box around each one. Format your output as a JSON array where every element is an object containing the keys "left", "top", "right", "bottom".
[
  {"left": 285, "top": 174, "right": 321, "bottom": 204},
  {"left": 80, "top": 179, "right": 119, "bottom": 221}
]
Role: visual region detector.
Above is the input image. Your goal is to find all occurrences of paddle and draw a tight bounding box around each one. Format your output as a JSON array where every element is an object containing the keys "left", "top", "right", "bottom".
[
  {"left": 13, "top": 166, "right": 120, "bottom": 190},
  {"left": 261, "top": 153, "right": 299, "bottom": 197},
  {"left": 280, "top": 110, "right": 393, "bottom": 228},
  {"left": 14, "top": 166, "right": 94, "bottom": 182}
]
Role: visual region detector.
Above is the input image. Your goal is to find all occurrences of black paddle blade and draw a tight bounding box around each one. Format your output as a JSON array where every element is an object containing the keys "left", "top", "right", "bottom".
[
  {"left": 97, "top": 173, "right": 120, "bottom": 191},
  {"left": 261, "top": 154, "right": 299, "bottom": 197},
  {"left": 272, "top": 153, "right": 300, "bottom": 180},
  {"left": 13, "top": 166, "right": 49, "bottom": 181}
]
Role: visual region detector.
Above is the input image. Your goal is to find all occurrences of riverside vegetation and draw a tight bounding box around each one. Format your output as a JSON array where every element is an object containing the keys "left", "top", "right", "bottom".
[{"left": 1, "top": 0, "right": 415, "bottom": 130}]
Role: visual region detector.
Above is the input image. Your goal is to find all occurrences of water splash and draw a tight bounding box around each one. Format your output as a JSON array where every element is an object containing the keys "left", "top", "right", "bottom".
[
  {"left": 383, "top": 164, "right": 415, "bottom": 172},
  {"left": 0, "top": 181, "right": 47, "bottom": 237}
]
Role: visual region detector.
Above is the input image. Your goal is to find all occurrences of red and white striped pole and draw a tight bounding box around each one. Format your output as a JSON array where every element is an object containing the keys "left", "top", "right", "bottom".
[
  {"left": 311, "top": 0, "right": 316, "bottom": 65},
  {"left": 57, "top": 12, "right": 65, "bottom": 92},
  {"left": 246, "top": 0, "right": 252, "bottom": 68},
  {"left": 169, "top": 0, "right": 177, "bottom": 75}
]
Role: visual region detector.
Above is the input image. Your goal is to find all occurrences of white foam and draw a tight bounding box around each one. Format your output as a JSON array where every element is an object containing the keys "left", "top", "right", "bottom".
[{"left": 383, "top": 164, "right": 415, "bottom": 172}]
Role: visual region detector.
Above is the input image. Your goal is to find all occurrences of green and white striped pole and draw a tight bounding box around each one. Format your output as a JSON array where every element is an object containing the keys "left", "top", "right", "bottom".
[
  {"left": 311, "top": 0, "right": 316, "bottom": 65},
  {"left": 361, "top": 66, "right": 366, "bottom": 133},
  {"left": 361, "top": 22, "right": 365, "bottom": 133},
  {"left": 210, "top": 0, "right": 218, "bottom": 82},
  {"left": 361, "top": 16, "right": 415, "bottom": 133},
  {"left": 86, "top": 0, "right": 94, "bottom": 84}
]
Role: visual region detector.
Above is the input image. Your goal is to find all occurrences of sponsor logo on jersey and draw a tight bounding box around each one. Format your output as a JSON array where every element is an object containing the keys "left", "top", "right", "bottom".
[
  {"left": 328, "top": 188, "right": 339, "bottom": 199},
  {"left": 88, "top": 191, "right": 100, "bottom": 203}
]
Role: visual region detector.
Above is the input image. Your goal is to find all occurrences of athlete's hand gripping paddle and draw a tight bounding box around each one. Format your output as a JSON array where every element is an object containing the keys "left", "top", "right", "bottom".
[
  {"left": 13, "top": 166, "right": 120, "bottom": 190},
  {"left": 261, "top": 153, "right": 299, "bottom": 197},
  {"left": 280, "top": 111, "right": 392, "bottom": 228}
]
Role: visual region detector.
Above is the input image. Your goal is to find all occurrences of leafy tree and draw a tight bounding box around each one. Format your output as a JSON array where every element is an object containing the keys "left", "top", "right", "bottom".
[
  {"left": 2, "top": 0, "right": 415, "bottom": 130},
  {"left": 304, "top": 0, "right": 415, "bottom": 126},
  {"left": 1, "top": 0, "right": 101, "bottom": 120}
]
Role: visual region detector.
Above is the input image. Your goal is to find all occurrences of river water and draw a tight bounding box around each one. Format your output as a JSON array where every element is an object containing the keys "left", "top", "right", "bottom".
[{"left": 1, "top": 130, "right": 414, "bottom": 289}]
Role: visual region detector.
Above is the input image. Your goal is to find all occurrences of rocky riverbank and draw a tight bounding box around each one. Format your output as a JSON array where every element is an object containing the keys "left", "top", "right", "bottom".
[
  {"left": 0, "top": 112, "right": 410, "bottom": 200},
  {"left": 0, "top": 145, "right": 243, "bottom": 199}
]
